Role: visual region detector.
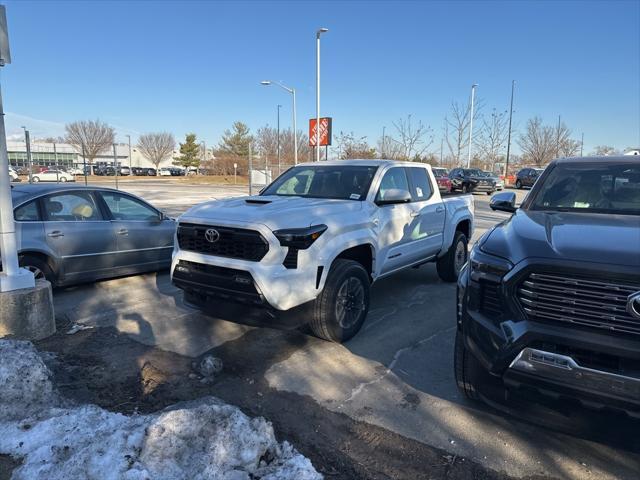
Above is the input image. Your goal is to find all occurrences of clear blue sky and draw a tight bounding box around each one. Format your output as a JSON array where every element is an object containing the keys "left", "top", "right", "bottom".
[{"left": 2, "top": 0, "right": 639, "bottom": 154}]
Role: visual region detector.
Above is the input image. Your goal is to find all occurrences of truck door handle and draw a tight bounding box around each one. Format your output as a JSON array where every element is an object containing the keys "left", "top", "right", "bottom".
[
  {"left": 47, "top": 230, "right": 64, "bottom": 238},
  {"left": 436, "top": 206, "right": 445, "bottom": 213},
  {"left": 410, "top": 212, "right": 420, "bottom": 218},
  {"left": 372, "top": 219, "right": 380, "bottom": 226},
  {"left": 117, "top": 228, "right": 129, "bottom": 236}
]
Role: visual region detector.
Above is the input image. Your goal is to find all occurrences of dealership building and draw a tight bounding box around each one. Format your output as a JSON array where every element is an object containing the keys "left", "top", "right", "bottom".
[{"left": 7, "top": 140, "right": 185, "bottom": 171}]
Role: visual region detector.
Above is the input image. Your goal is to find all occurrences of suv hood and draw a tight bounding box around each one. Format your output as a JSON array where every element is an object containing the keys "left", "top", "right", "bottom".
[
  {"left": 482, "top": 209, "right": 640, "bottom": 268},
  {"left": 179, "top": 195, "right": 364, "bottom": 231}
]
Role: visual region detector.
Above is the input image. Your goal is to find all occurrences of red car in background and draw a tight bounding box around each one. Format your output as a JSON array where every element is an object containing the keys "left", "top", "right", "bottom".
[{"left": 432, "top": 167, "right": 452, "bottom": 193}]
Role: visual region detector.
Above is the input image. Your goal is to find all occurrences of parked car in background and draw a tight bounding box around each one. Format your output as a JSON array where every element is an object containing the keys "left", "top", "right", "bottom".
[
  {"left": 31, "top": 169, "right": 75, "bottom": 183},
  {"left": 6, "top": 184, "right": 175, "bottom": 286},
  {"left": 68, "top": 167, "right": 84, "bottom": 175},
  {"left": 482, "top": 171, "right": 504, "bottom": 190},
  {"left": 118, "top": 166, "right": 131, "bottom": 176},
  {"left": 515, "top": 167, "right": 545, "bottom": 189},
  {"left": 132, "top": 167, "right": 157, "bottom": 176},
  {"left": 456, "top": 156, "right": 640, "bottom": 416},
  {"left": 432, "top": 167, "right": 452, "bottom": 193},
  {"left": 159, "top": 167, "right": 173, "bottom": 176},
  {"left": 9, "top": 167, "right": 20, "bottom": 182},
  {"left": 172, "top": 160, "right": 474, "bottom": 342},
  {"left": 449, "top": 168, "right": 496, "bottom": 194}
]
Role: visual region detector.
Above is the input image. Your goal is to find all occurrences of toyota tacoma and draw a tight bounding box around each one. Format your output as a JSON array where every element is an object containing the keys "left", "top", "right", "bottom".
[
  {"left": 172, "top": 160, "right": 474, "bottom": 342},
  {"left": 456, "top": 156, "right": 640, "bottom": 415}
]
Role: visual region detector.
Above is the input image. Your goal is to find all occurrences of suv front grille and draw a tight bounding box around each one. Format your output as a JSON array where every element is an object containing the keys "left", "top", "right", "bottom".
[
  {"left": 517, "top": 272, "right": 640, "bottom": 335},
  {"left": 177, "top": 223, "right": 269, "bottom": 261}
]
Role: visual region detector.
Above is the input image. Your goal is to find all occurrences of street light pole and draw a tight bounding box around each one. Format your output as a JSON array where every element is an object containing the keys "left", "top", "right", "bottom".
[
  {"left": 22, "top": 126, "right": 32, "bottom": 183},
  {"left": 580, "top": 132, "right": 584, "bottom": 156},
  {"left": 467, "top": 83, "right": 478, "bottom": 168},
  {"left": 277, "top": 104, "right": 281, "bottom": 174},
  {"left": 126, "top": 134, "right": 132, "bottom": 169},
  {"left": 261, "top": 80, "right": 298, "bottom": 165},
  {"left": 505, "top": 80, "right": 515, "bottom": 184},
  {"left": 113, "top": 143, "right": 119, "bottom": 190},
  {"left": 316, "top": 27, "right": 328, "bottom": 162}
]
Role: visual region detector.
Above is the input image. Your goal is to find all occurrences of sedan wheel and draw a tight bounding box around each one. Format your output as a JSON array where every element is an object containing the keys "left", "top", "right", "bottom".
[
  {"left": 60, "top": 177, "right": 67, "bottom": 182},
  {"left": 32, "top": 176, "right": 40, "bottom": 183}
]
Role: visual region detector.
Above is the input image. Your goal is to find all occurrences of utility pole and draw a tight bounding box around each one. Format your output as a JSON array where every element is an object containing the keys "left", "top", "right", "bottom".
[
  {"left": 580, "top": 132, "right": 584, "bottom": 156},
  {"left": 126, "top": 134, "right": 132, "bottom": 169},
  {"left": 81, "top": 143, "right": 88, "bottom": 185},
  {"left": 113, "top": 144, "right": 119, "bottom": 190},
  {"left": 53, "top": 142, "right": 59, "bottom": 183},
  {"left": 22, "top": 127, "right": 32, "bottom": 183},
  {"left": 467, "top": 84, "right": 478, "bottom": 168},
  {"left": 316, "top": 28, "right": 328, "bottom": 161},
  {"left": 248, "top": 143, "right": 253, "bottom": 196},
  {"left": 556, "top": 115, "right": 561, "bottom": 159},
  {"left": 504, "top": 80, "right": 515, "bottom": 185},
  {"left": 277, "top": 104, "right": 281, "bottom": 174},
  {"left": 381, "top": 126, "right": 386, "bottom": 158},
  {"left": 440, "top": 138, "right": 443, "bottom": 164}
]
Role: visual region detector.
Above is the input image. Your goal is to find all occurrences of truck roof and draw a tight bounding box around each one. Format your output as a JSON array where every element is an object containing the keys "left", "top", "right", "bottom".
[{"left": 294, "top": 159, "right": 432, "bottom": 168}]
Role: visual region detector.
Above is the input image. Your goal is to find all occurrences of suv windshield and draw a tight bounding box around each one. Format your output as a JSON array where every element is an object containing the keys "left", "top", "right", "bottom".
[
  {"left": 261, "top": 165, "right": 378, "bottom": 200},
  {"left": 432, "top": 168, "right": 448, "bottom": 178},
  {"left": 529, "top": 162, "right": 640, "bottom": 215},
  {"left": 463, "top": 169, "right": 483, "bottom": 176}
]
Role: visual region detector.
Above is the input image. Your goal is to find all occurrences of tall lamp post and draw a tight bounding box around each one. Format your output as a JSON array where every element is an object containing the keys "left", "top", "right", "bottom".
[
  {"left": 276, "top": 104, "right": 281, "bottom": 174},
  {"left": 504, "top": 80, "right": 515, "bottom": 184},
  {"left": 260, "top": 80, "right": 298, "bottom": 165},
  {"left": 126, "top": 134, "right": 132, "bottom": 170},
  {"left": 467, "top": 83, "right": 478, "bottom": 168},
  {"left": 316, "top": 27, "right": 328, "bottom": 162},
  {"left": 21, "top": 126, "right": 32, "bottom": 183}
]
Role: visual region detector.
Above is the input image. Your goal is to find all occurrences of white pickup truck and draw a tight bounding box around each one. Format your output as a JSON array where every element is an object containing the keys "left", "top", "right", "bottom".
[{"left": 172, "top": 160, "right": 474, "bottom": 342}]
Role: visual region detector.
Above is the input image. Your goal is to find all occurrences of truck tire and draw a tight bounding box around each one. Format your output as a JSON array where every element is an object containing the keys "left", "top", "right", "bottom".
[
  {"left": 310, "top": 259, "right": 370, "bottom": 343},
  {"left": 436, "top": 231, "right": 468, "bottom": 282},
  {"left": 454, "top": 330, "right": 481, "bottom": 401},
  {"left": 19, "top": 254, "right": 55, "bottom": 284}
]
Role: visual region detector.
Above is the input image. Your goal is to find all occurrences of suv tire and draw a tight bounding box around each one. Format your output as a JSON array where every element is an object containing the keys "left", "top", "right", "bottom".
[
  {"left": 19, "top": 254, "right": 55, "bottom": 285},
  {"left": 310, "top": 259, "right": 370, "bottom": 343},
  {"left": 454, "top": 330, "right": 481, "bottom": 401},
  {"left": 515, "top": 179, "right": 522, "bottom": 189},
  {"left": 462, "top": 184, "right": 470, "bottom": 194},
  {"left": 437, "top": 231, "right": 468, "bottom": 282}
]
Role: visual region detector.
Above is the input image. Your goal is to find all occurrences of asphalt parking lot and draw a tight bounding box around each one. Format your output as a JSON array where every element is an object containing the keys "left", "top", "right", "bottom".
[{"left": 51, "top": 181, "right": 640, "bottom": 480}]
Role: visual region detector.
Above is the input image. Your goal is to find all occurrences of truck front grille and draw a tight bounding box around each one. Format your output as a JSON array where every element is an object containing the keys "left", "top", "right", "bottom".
[
  {"left": 517, "top": 272, "right": 640, "bottom": 335},
  {"left": 177, "top": 223, "right": 269, "bottom": 261}
]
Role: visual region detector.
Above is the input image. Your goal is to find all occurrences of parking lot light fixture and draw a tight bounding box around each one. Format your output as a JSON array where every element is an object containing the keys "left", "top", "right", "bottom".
[
  {"left": 316, "top": 27, "right": 329, "bottom": 162},
  {"left": 261, "top": 80, "right": 298, "bottom": 165}
]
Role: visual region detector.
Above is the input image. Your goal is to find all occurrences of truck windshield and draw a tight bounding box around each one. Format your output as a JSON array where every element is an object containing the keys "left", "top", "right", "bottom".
[
  {"left": 529, "top": 162, "right": 640, "bottom": 215},
  {"left": 261, "top": 165, "right": 378, "bottom": 200}
]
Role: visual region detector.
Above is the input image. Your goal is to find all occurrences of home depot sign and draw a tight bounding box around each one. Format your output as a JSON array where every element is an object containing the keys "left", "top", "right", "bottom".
[{"left": 308, "top": 117, "right": 332, "bottom": 146}]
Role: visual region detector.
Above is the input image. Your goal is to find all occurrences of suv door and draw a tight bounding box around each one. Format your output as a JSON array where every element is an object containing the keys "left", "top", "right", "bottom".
[
  {"left": 375, "top": 167, "right": 416, "bottom": 276},
  {"left": 98, "top": 191, "right": 175, "bottom": 270},
  {"left": 41, "top": 190, "right": 118, "bottom": 282},
  {"left": 404, "top": 167, "right": 446, "bottom": 263}
]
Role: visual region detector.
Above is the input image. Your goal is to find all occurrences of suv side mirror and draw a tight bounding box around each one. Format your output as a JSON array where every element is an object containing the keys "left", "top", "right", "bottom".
[
  {"left": 490, "top": 191, "right": 517, "bottom": 213},
  {"left": 376, "top": 188, "right": 412, "bottom": 206}
]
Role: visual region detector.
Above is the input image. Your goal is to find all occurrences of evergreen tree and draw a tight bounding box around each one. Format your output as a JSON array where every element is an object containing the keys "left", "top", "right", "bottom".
[
  {"left": 218, "top": 121, "right": 253, "bottom": 157},
  {"left": 173, "top": 133, "right": 201, "bottom": 168}
]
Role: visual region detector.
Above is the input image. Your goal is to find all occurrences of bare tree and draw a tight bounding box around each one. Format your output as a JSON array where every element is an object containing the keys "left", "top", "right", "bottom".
[
  {"left": 476, "top": 109, "right": 509, "bottom": 169},
  {"left": 591, "top": 145, "right": 619, "bottom": 156},
  {"left": 444, "top": 99, "right": 483, "bottom": 165},
  {"left": 335, "top": 131, "right": 376, "bottom": 159},
  {"left": 254, "top": 126, "right": 311, "bottom": 169},
  {"left": 553, "top": 121, "right": 580, "bottom": 158},
  {"left": 388, "top": 114, "right": 433, "bottom": 160},
  {"left": 518, "top": 117, "right": 556, "bottom": 166},
  {"left": 137, "top": 132, "right": 176, "bottom": 172},
  {"left": 65, "top": 120, "right": 115, "bottom": 166}
]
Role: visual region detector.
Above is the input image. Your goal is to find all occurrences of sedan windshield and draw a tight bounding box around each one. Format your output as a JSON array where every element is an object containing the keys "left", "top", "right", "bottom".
[
  {"left": 529, "top": 162, "right": 640, "bottom": 215},
  {"left": 261, "top": 165, "right": 378, "bottom": 200}
]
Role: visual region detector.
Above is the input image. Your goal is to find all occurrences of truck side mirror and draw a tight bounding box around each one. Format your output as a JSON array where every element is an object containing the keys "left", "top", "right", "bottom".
[
  {"left": 376, "top": 188, "right": 412, "bottom": 206},
  {"left": 490, "top": 191, "right": 517, "bottom": 213}
]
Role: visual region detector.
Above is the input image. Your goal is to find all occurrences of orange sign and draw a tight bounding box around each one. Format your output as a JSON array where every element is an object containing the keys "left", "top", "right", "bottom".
[{"left": 309, "top": 117, "right": 332, "bottom": 146}]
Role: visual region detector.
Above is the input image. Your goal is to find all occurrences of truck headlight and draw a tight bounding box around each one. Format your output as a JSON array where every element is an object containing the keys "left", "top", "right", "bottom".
[
  {"left": 273, "top": 224, "right": 327, "bottom": 249},
  {"left": 469, "top": 247, "right": 512, "bottom": 283}
]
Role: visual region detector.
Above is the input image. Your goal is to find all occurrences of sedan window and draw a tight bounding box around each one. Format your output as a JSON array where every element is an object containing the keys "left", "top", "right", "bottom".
[
  {"left": 100, "top": 192, "right": 160, "bottom": 221},
  {"left": 43, "top": 192, "right": 102, "bottom": 221},
  {"left": 14, "top": 200, "right": 40, "bottom": 221}
]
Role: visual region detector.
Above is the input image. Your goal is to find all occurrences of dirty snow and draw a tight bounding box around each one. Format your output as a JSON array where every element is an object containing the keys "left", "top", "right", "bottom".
[{"left": 0, "top": 339, "right": 321, "bottom": 480}]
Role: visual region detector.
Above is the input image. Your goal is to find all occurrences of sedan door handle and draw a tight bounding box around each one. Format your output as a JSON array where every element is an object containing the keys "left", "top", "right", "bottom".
[
  {"left": 47, "top": 230, "right": 64, "bottom": 238},
  {"left": 117, "top": 228, "right": 129, "bottom": 236},
  {"left": 436, "top": 206, "right": 445, "bottom": 213}
]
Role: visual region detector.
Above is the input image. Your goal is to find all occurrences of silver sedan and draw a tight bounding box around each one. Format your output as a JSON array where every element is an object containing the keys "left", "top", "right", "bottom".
[{"left": 7, "top": 184, "right": 175, "bottom": 286}]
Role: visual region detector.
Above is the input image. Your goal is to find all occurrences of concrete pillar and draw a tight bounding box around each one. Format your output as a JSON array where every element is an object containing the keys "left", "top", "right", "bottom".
[{"left": 0, "top": 280, "right": 55, "bottom": 341}]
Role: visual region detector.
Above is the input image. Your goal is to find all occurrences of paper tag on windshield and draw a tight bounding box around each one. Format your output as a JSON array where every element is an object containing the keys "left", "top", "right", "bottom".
[
  {"left": 350, "top": 194, "right": 361, "bottom": 200},
  {"left": 416, "top": 187, "right": 423, "bottom": 197}
]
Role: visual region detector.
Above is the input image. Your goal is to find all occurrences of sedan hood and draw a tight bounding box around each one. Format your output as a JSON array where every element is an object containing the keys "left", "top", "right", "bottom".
[
  {"left": 482, "top": 209, "right": 640, "bottom": 268},
  {"left": 179, "top": 195, "right": 364, "bottom": 231}
]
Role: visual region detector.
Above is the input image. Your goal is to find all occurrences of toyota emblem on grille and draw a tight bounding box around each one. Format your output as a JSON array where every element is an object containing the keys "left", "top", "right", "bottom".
[
  {"left": 204, "top": 228, "right": 220, "bottom": 243},
  {"left": 628, "top": 292, "right": 640, "bottom": 320}
]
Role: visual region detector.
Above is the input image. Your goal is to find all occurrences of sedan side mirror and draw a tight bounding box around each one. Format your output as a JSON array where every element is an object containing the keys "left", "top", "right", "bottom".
[
  {"left": 490, "top": 191, "right": 517, "bottom": 213},
  {"left": 376, "top": 188, "right": 412, "bottom": 206}
]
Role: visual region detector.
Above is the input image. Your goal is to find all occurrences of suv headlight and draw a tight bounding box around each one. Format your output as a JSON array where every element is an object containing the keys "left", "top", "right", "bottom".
[
  {"left": 273, "top": 224, "right": 327, "bottom": 249},
  {"left": 469, "top": 247, "right": 513, "bottom": 283}
]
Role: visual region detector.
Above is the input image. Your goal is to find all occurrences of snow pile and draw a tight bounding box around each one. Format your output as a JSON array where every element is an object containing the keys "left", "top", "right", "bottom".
[{"left": 0, "top": 339, "right": 321, "bottom": 480}]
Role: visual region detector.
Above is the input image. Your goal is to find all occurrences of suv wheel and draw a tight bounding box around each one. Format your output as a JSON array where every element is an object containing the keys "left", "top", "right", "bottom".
[
  {"left": 515, "top": 179, "right": 522, "bottom": 189},
  {"left": 310, "top": 259, "right": 370, "bottom": 343},
  {"left": 436, "top": 231, "right": 468, "bottom": 282},
  {"left": 454, "top": 330, "right": 481, "bottom": 401},
  {"left": 462, "top": 184, "right": 470, "bottom": 194},
  {"left": 19, "top": 255, "right": 55, "bottom": 284}
]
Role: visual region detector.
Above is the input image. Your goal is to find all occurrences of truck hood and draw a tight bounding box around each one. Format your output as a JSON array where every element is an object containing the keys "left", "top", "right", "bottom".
[
  {"left": 482, "top": 209, "right": 640, "bottom": 268},
  {"left": 179, "top": 195, "right": 364, "bottom": 231}
]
